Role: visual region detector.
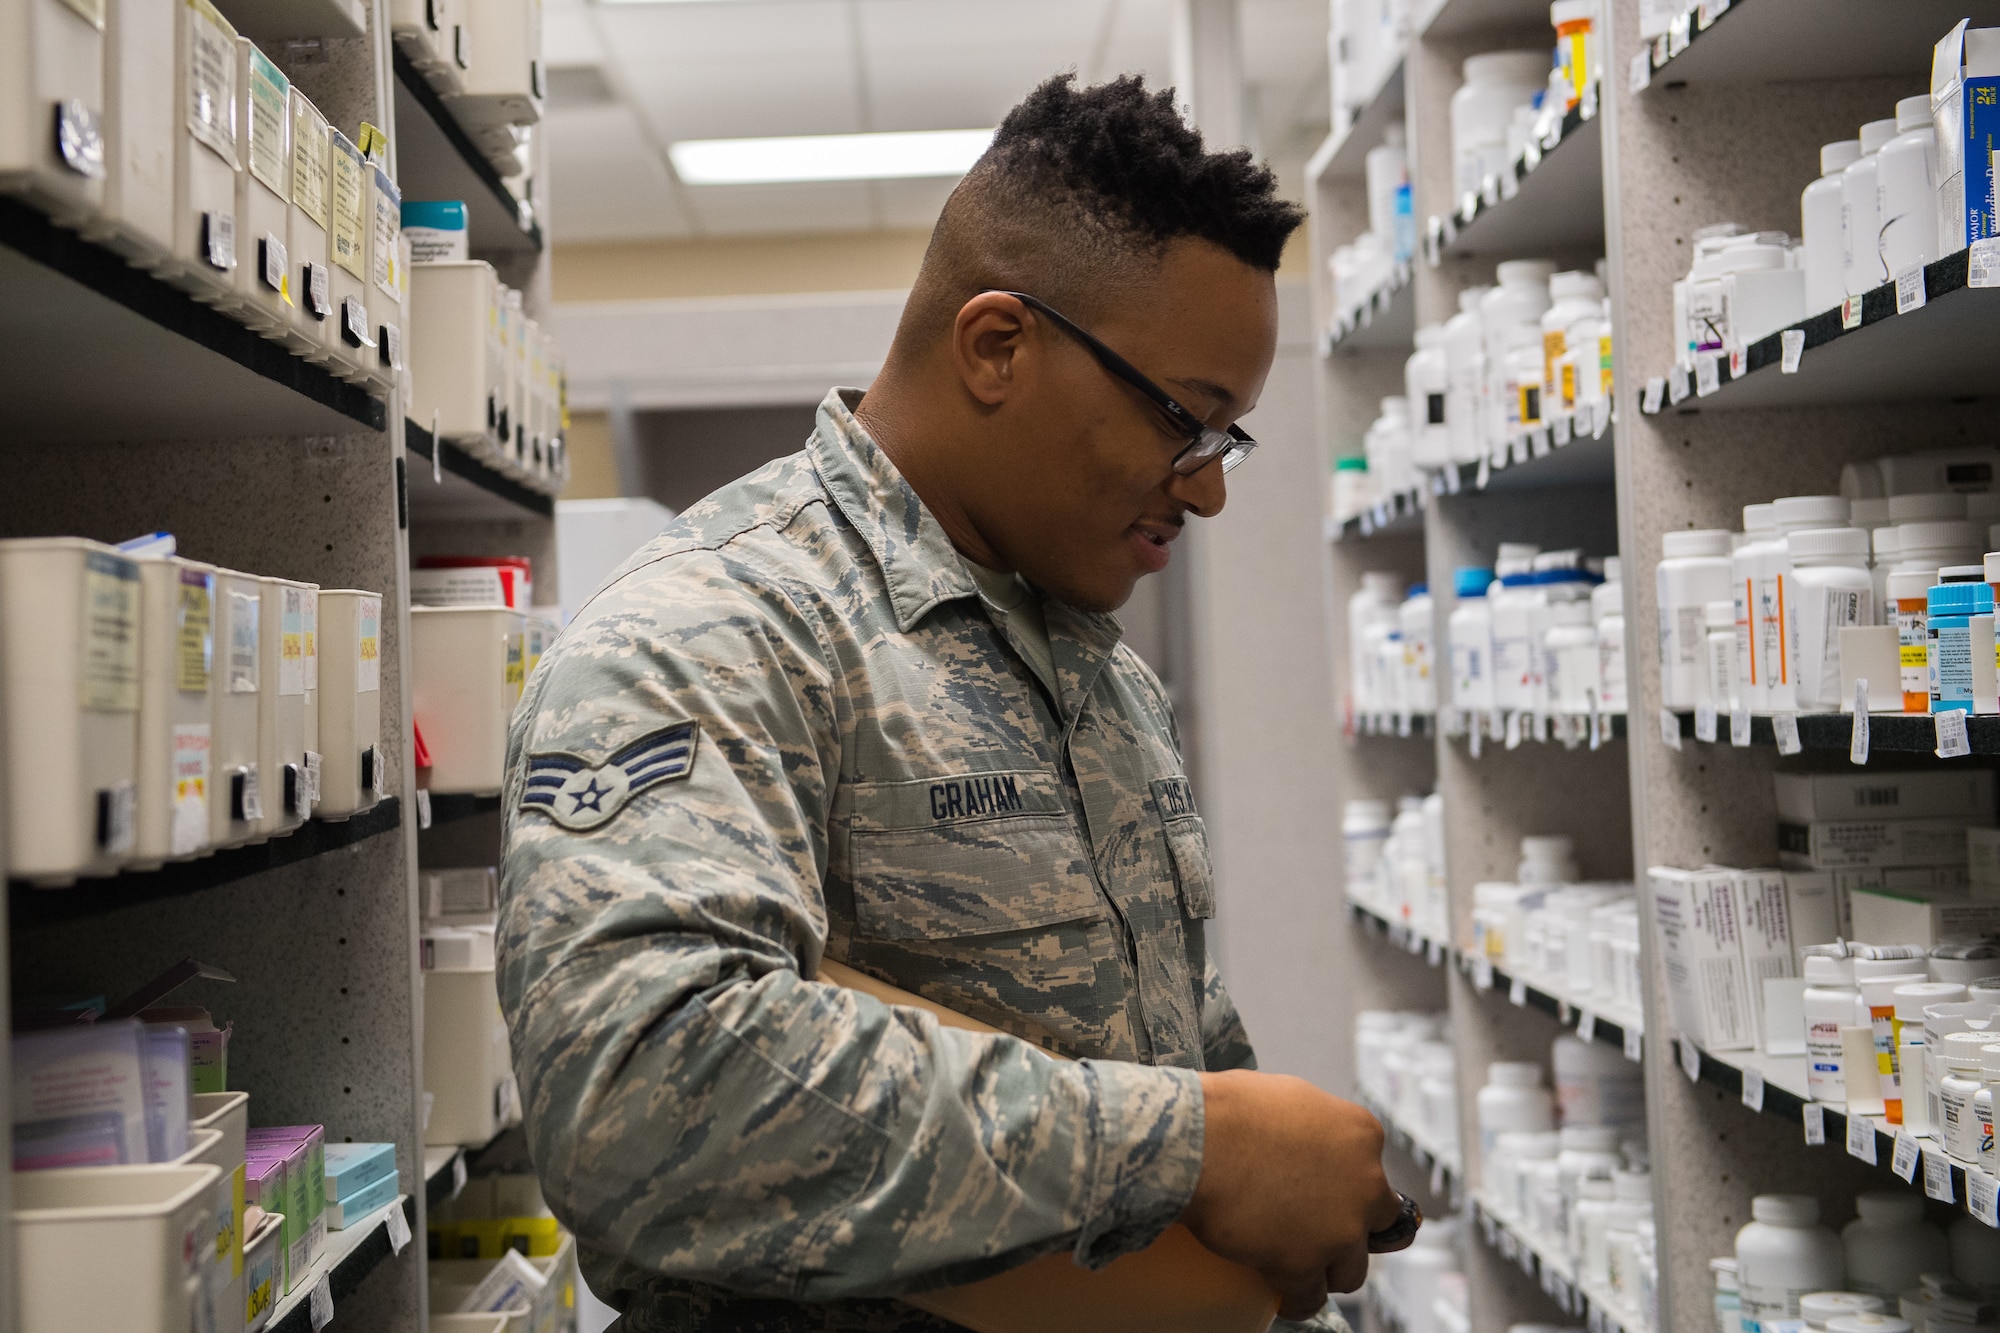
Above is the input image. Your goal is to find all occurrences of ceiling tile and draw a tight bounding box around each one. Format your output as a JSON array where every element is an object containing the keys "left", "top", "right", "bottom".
[
  {"left": 546, "top": 106, "right": 693, "bottom": 241},
  {"left": 543, "top": 9, "right": 605, "bottom": 65}
]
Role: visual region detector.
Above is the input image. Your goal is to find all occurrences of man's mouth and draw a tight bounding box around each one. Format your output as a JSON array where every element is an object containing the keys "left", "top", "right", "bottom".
[{"left": 1126, "top": 522, "right": 1176, "bottom": 572}]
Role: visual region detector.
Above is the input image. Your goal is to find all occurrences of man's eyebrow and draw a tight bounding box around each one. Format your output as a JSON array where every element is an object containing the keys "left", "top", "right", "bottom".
[{"left": 1169, "top": 376, "right": 1239, "bottom": 411}]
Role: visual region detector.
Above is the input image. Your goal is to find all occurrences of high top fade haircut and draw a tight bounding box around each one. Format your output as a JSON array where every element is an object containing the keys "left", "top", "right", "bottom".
[{"left": 896, "top": 73, "right": 1304, "bottom": 346}]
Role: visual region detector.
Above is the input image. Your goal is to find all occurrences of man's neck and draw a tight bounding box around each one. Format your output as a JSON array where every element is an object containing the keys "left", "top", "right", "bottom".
[{"left": 853, "top": 380, "right": 1010, "bottom": 573}]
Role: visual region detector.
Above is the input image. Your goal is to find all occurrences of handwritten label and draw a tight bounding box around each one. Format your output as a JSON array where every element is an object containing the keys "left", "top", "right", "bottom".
[{"left": 1781, "top": 328, "right": 1805, "bottom": 373}]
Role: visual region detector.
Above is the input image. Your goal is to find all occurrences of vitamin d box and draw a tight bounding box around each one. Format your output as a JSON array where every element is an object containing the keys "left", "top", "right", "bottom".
[
  {"left": 90, "top": 0, "right": 176, "bottom": 264},
  {"left": 1932, "top": 22, "right": 2000, "bottom": 254},
  {"left": 285, "top": 88, "right": 333, "bottom": 357},
  {"left": 314, "top": 589, "right": 383, "bottom": 818},
  {"left": 411, "top": 605, "right": 523, "bottom": 794},
  {"left": 208, "top": 567, "right": 263, "bottom": 848},
  {"left": 408, "top": 260, "right": 506, "bottom": 453},
  {"left": 161, "top": 0, "right": 240, "bottom": 306},
  {"left": 132, "top": 556, "right": 217, "bottom": 865},
  {"left": 231, "top": 37, "right": 292, "bottom": 335},
  {"left": 0, "top": 539, "right": 141, "bottom": 883},
  {"left": 255, "top": 577, "right": 314, "bottom": 836},
  {"left": 0, "top": 0, "right": 107, "bottom": 224},
  {"left": 1648, "top": 866, "right": 1757, "bottom": 1051}
]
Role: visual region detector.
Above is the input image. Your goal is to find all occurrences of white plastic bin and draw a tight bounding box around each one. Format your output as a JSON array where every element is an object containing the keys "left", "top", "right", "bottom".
[
  {"left": 445, "top": 0, "right": 541, "bottom": 130},
  {"left": 411, "top": 605, "right": 523, "bottom": 794},
  {"left": 254, "top": 577, "right": 313, "bottom": 836},
  {"left": 314, "top": 589, "right": 384, "bottom": 817},
  {"left": 324, "top": 127, "right": 373, "bottom": 380},
  {"left": 389, "top": 0, "right": 457, "bottom": 83},
  {"left": 409, "top": 260, "right": 504, "bottom": 454},
  {"left": 229, "top": 37, "right": 292, "bottom": 335},
  {"left": 90, "top": 0, "right": 177, "bottom": 264},
  {"left": 285, "top": 88, "right": 333, "bottom": 357},
  {"left": 242, "top": 1208, "right": 284, "bottom": 1332},
  {"left": 208, "top": 568, "right": 263, "bottom": 848},
  {"left": 423, "top": 965, "right": 510, "bottom": 1146},
  {"left": 0, "top": 538, "right": 142, "bottom": 884},
  {"left": 365, "top": 162, "right": 403, "bottom": 390},
  {"left": 14, "top": 1162, "right": 223, "bottom": 1333},
  {"left": 0, "top": 0, "right": 108, "bottom": 225},
  {"left": 161, "top": 0, "right": 241, "bottom": 305},
  {"left": 133, "top": 557, "right": 217, "bottom": 866}
]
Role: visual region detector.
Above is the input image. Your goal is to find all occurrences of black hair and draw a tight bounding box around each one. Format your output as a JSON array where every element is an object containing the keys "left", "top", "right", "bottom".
[{"left": 979, "top": 73, "right": 1302, "bottom": 273}]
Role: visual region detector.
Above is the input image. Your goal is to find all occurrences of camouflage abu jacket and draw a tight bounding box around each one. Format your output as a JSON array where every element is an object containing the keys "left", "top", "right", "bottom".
[{"left": 498, "top": 387, "right": 1265, "bottom": 1332}]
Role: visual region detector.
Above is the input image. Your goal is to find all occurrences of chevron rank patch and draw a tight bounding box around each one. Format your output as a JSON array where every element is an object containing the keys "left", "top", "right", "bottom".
[{"left": 521, "top": 722, "right": 699, "bottom": 831}]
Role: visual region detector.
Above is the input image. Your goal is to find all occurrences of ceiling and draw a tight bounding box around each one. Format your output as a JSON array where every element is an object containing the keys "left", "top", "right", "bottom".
[{"left": 543, "top": 0, "right": 1332, "bottom": 243}]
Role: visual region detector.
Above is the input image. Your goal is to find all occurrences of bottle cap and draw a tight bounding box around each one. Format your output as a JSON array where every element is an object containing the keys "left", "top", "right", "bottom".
[
  {"left": 1943, "top": 564, "right": 1987, "bottom": 582},
  {"left": 1335, "top": 456, "right": 1367, "bottom": 471},
  {"left": 1787, "top": 527, "right": 1869, "bottom": 561},
  {"left": 1986, "top": 553, "right": 2000, "bottom": 584},
  {"left": 1663, "top": 529, "right": 1731, "bottom": 558},
  {"left": 1455, "top": 567, "right": 1495, "bottom": 597},
  {"left": 1750, "top": 1194, "right": 1820, "bottom": 1226},
  {"left": 1803, "top": 953, "right": 1856, "bottom": 986},
  {"left": 1488, "top": 1061, "right": 1544, "bottom": 1087},
  {"left": 1743, "top": 503, "right": 1777, "bottom": 536},
  {"left": 1898, "top": 520, "right": 1982, "bottom": 552},
  {"left": 1929, "top": 580, "right": 1995, "bottom": 616},
  {"left": 1859, "top": 118, "right": 1899, "bottom": 154},
  {"left": 1896, "top": 94, "right": 1933, "bottom": 131},
  {"left": 1889, "top": 493, "right": 1967, "bottom": 522},
  {"left": 1888, "top": 569, "right": 1937, "bottom": 602},
  {"left": 1824, "top": 1315, "right": 1912, "bottom": 1333},
  {"left": 1821, "top": 139, "right": 1863, "bottom": 175},
  {"left": 1704, "top": 599, "right": 1735, "bottom": 629},
  {"left": 1801, "top": 1293, "right": 1886, "bottom": 1325},
  {"left": 1855, "top": 1191, "right": 1926, "bottom": 1224},
  {"left": 1558, "top": 1125, "right": 1620, "bottom": 1152},
  {"left": 1773, "top": 495, "right": 1850, "bottom": 531},
  {"left": 1897, "top": 981, "right": 1969, "bottom": 1018},
  {"left": 1407, "top": 583, "right": 1429, "bottom": 598}
]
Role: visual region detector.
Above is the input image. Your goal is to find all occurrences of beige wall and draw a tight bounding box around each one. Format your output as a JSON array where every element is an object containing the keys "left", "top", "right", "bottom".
[
  {"left": 553, "top": 230, "right": 936, "bottom": 303},
  {"left": 562, "top": 411, "right": 620, "bottom": 500}
]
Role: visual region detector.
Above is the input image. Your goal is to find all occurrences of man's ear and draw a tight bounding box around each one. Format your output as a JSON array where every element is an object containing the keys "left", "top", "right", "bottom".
[{"left": 951, "top": 292, "right": 1034, "bottom": 407}]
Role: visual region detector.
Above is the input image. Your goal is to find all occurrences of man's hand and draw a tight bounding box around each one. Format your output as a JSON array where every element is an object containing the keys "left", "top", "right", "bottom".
[{"left": 1180, "top": 1070, "right": 1408, "bottom": 1320}]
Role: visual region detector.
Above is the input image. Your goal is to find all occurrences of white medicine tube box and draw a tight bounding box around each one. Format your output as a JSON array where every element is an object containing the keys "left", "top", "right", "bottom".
[
  {"left": 284, "top": 88, "right": 331, "bottom": 356},
  {"left": 89, "top": 0, "right": 175, "bottom": 264},
  {"left": 314, "top": 589, "right": 383, "bottom": 818},
  {"left": 365, "top": 162, "right": 403, "bottom": 390},
  {"left": 325, "top": 126, "right": 374, "bottom": 381},
  {"left": 0, "top": 0, "right": 108, "bottom": 224},
  {"left": 254, "top": 576, "right": 313, "bottom": 836},
  {"left": 1647, "top": 865, "right": 1757, "bottom": 1051},
  {"left": 132, "top": 557, "right": 217, "bottom": 866},
  {"left": 230, "top": 38, "right": 291, "bottom": 334},
  {"left": 161, "top": 0, "right": 239, "bottom": 305},
  {"left": 445, "top": 0, "right": 542, "bottom": 130},
  {"left": 207, "top": 567, "right": 262, "bottom": 847},
  {"left": 0, "top": 538, "right": 141, "bottom": 883},
  {"left": 408, "top": 260, "right": 502, "bottom": 450},
  {"left": 411, "top": 605, "right": 523, "bottom": 794}
]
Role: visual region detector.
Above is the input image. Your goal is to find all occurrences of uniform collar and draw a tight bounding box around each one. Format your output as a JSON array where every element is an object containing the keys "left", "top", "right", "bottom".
[{"left": 809, "top": 388, "right": 1126, "bottom": 715}]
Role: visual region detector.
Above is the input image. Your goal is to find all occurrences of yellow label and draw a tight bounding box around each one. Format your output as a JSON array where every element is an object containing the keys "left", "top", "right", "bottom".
[
  {"left": 82, "top": 553, "right": 141, "bottom": 713},
  {"left": 177, "top": 570, "right": 213, "bottom": 692},
  {"left": 505, "top": 634, "right": 525, "bottom": 690},
  {"left": 246, "top": 47, "right": 289, "bottom": 196},
  {"left": 1541, "top": 329, "right": 1566, "bottom": 395},
  {"left": 246, "top": 1275, "right": 272, "bottom": 1322},
  {"left": 1598, "top": 333, "right": 1614, "bottom": 396},
  {"left": 1517, "top": 381, "right": 1542, "bottom": 428},
  {"left": 290, "top": 94, "right": 330, "bottom": 228},
  {"left": 1560, "top": 361, "right": 1577, "bottom": 411},
  {"left": 228, "top": 1162, "right": 246, "bottom": 1276},
  {"left": 1901, "top": 644, "right": 1930, "bottom": 667},
  {"left": 331, "top": 134, "right": 367, "bottom": 280}
]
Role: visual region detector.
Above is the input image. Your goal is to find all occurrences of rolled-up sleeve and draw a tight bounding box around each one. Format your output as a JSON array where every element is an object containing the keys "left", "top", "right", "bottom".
[{"left": 497, "top": 550, "right": 1204, "bottom": 1301}]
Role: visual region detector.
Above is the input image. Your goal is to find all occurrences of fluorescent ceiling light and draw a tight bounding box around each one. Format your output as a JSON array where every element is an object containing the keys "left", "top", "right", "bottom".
[{"left": 668, "top": 128, "right": 994, "bottom": 185}]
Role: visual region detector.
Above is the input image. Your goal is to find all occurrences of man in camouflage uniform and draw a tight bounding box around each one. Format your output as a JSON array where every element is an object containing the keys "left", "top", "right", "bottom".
[{"left": 500, "top": 74, "right": 1405, "bottom": 1332}]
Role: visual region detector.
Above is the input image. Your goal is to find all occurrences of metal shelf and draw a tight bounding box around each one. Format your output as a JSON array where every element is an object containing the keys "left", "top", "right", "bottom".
[
  {"left": 211, "top": 0, "right": 363, "bottom": 39},
  {"left": 1467, "top": 955, "right": 1645, "bottom": 1058},
  {"left": 0, "top": 198, "right": 386, "bottom": 443},
  {"left": 1421, "top": 0, "right": 1568, "bottom": 39},
  {"left": 422, "top": 793, "right": 504, "bottom": 828},
  {"left": 392, "top": 49, "right": 543, "bottom": 257},
  {"left": 268, "top": 1194, "right": 415, "bottom": 1333},
  {"left": 9, "top": 798, "right": 401, "bottom": 923},
  {"left": 1472, "top": 1192, "right": 1648, "bottom": 1333},
  {"left": 1324, "top": 267, "right": 1416, "bottom": 354},
  {"left": 1430, "top": 99, "right": 1604, "bottom": 264},
  {"left": 1641, "top": 250, "right": 2000, "bottom": 413},
  {"left": 1666, "top": 708, "right": 2000, "bottom": 756},
  {"left": 1315, "top": 61, "right": 1408, "bottom": 184},
  {"left": 1638, "top": 0, "right": 2000, "bottom": 87},
  {"left": 406, "top": 419, "right": 558, "bottom": 520}
]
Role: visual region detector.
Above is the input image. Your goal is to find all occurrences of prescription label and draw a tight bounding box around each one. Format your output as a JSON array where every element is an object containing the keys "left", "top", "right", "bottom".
[
  {"left": 302, "top": 586, "right": 318, "bottom": 691},
  {"left": 291, "top": 94, "right": 329, "bottom": 228},
  {"left": 372, "top": 168, "right": 401, "bottom": 298},
  {"left": 184, "top": 0, "right": 237, "bottom": 166},
  {"left": 331, "top": 134, "right": 366, "bottom": 280},
  {"left": 81, "top": 552, "right": 141, "bottom": 713},
  {"left": 280, "top": 587, "right": 305, "bottom": 696},
  {"left": 228, "top": 590, "right": 260, "bottom": 693},
  {"left": 505, "top": 632, "right": 525, "bottom": 692},
  {"left": 357, "top": 596, "right": 381, "bottom": 693},
  {"left": 170, "top": 723, "right": 209, "bottom": 856},
  {"left": 245, "top": 47, "right": 289, "bottom": 196},
  {"left": 177, "top": 566, "right": 213, "bottom": 692}
]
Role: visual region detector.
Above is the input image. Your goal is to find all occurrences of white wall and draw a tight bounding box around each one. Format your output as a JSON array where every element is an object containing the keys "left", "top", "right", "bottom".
[{"left": 1193, "top": 282, "right": 1349, "bottom": 1094}]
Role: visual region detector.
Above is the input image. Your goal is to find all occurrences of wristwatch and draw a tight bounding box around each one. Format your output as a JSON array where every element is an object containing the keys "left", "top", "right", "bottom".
[{"left": 1367, "top": 1192, "right": 1423, "bottom": 1251}]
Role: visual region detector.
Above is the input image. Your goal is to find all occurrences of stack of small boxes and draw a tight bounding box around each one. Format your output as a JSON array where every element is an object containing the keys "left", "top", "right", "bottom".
[{"left": 246, "top": 1125, "right": 326, "bottom": 1301}]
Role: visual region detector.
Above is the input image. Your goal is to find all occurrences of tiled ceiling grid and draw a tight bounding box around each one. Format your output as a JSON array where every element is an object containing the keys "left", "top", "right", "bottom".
[{"left": 543, "top": 0, "right": 1331, "bottom": 241}]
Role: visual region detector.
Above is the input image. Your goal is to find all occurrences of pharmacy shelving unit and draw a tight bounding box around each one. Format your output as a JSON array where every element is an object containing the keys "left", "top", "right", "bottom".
[
  {"left": 0, "top": 0, "right": 557, "bottom": 1324},
  {"left": 1315, "top": 0, "right": 2000, "bottom": 1329}
]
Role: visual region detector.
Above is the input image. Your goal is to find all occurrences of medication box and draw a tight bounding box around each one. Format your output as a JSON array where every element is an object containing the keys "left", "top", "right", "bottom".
[
  {"left": 133, "top": 557, "right": 217, "bottom": 865},
  {"left": 326, "top": 1167, "right": 400, "bottom": 1228},
  {"left": 314, "top": 589, "right": 384, "bottom": 818},
  {"left": 209, "top": 568, "right": 263, "bottom": 847},
  {"left": 254, "top": 576, "right": 314, "bottom": 835},
  {"left": 91, "top": 0, "right": 177, "bottom": 264},
  {"left": 1773, "top": 770, "right": 1996, "bottom": 823},
  {"left": 1649, "top": 866, "right": 1757, "bottom": 1051},
  {"left": 12, "top": 1019, "right": 153, "bottom": 1168},
  {"left": 411, "top": 605, "right": 525, "bottom": 794},
  {"left": 1729, "top": 869, "right": 1799, "bottom": 1038},
  {"left": 14, "top": 1163, "right": 223, "bottom": 1333},
  {"left": 1776, "top": 817, "right": 1973, "bottom": 871},
  {"left": 0, "top": 0, "right": 108, "bottom": 225},
  {"left": 1849, "top": 885, "right": 2000, "bottom": 947},
  {"left": 162, "top": 0, "right": 241, "bottom": 305},
  {"left": 0, "top": 538, "right": 142, "bottom": 883},
  {"left": 323, "top": 1141, "right": 396, "bottom": 1200},
  {"left": 1932, "top": 22, "right": 2000, "bottom": 253}
]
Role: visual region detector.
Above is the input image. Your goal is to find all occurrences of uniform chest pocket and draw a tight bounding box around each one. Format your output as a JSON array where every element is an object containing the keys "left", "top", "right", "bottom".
[
  {"left": 847, "top": 771, "right": 1103, "bottom": 941},
  {"left": 1152, "top": 777, "right": 1215, "bottom": 921}
]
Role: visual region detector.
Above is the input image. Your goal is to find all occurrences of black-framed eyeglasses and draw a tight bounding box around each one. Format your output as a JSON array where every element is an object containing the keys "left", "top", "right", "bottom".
[{"left": 986, "top": 290, "right": 1257, "bottom": 476}]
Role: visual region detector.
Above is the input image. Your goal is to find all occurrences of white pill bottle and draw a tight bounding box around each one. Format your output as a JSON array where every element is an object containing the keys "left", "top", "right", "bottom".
[{"left": 1736, "top": 1194, "right": 1844, "bottom": 1327}]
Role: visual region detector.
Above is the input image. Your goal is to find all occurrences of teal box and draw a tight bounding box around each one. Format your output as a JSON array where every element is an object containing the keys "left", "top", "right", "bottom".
[{"left": 323, "top": 1142, "right": 397, "bottom": 1201}]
